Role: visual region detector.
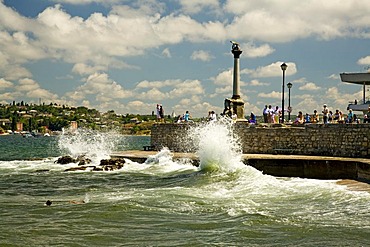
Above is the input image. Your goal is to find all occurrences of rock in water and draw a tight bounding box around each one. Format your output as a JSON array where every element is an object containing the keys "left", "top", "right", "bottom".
[
  {"left": 99, "top": 158, "right": 125, "bottom": 171},
  {"left": 55, "top": 156, "right": 76, "bottom": 164}
]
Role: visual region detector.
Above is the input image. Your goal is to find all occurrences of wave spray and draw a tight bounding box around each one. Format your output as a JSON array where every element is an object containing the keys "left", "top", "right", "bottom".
[
  {"left": 58, "top": 128, "right": 119, "bottom": 164},
  {"left": 189, "top": 118, "right": 244, "bottom": 173}
]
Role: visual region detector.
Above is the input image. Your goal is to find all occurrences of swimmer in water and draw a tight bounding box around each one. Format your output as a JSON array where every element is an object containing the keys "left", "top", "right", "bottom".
[
  {"left": 69, "top": 200, "right": 85, "bottom": 204},
  {"left": 45, "top": 200, "right": 52, "bottom": 206}
]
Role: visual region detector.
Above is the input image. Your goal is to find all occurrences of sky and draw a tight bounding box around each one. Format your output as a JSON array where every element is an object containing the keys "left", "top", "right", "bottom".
[{"left": 1, "top": 0, "right": 370, "bottom": 117}]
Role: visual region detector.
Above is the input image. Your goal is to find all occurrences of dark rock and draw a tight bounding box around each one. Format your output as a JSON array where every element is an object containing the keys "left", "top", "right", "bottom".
[
  {"left": 55, "top": 156, "right": 76, "bottom": 164},
  {"left": 99, "top": 158, "right": 125, "bottom": 171},
  {"left": 78, "top": 158, "right": 92, "bottom": 166},
  {"left": 64, "top": 166, "right": 87, "bottom": 172},
  {"left": 92, "top": 167, "right": 104, "bottom": 171}
]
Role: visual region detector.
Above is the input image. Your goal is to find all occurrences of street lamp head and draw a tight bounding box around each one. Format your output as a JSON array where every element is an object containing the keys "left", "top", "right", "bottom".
[
  {"left": 280, "top": 63, "right": 288, "bottom": 71},
  {"left": 287, "top": 82, "right": 293, "bottom": 89}
]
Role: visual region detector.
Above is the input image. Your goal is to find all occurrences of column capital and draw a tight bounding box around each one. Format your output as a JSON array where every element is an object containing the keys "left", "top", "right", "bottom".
[{"left": 232, "top": 50, "right": 242, "bottom": 58}]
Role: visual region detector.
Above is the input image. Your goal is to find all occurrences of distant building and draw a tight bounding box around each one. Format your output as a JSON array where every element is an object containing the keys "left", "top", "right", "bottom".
[
  {"left": 16, "top": 122, "right": 23, "bottom": 131},
  {"left": 70, "top": 121, "right": 78, "bottom": 129},
  {"left": 0, "top": 119, "right": 11, "bottom": 127}
]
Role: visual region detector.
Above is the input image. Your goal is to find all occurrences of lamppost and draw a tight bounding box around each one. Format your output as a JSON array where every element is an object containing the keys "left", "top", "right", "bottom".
[
  {"left": 287, "top": 82, "right": 293, "bottom": 122},
  {"left": 280, "top": 63, "right": 288, "bottom": 123}
]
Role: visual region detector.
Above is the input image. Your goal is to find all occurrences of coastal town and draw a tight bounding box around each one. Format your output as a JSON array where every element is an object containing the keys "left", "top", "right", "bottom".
[{"left": 0, "top": 101, "right": 159, "bottom": 136}]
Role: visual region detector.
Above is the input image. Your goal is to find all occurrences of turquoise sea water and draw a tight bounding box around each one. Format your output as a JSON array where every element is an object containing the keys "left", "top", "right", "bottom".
[{"left": 0, "top": 125, "right": 369, "bottom": 246}]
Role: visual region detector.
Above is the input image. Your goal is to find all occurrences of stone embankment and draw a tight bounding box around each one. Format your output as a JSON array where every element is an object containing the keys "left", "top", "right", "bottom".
[
  {"left": 151, "top": 123, "right": 370, "bottom": 158},
  {"left": 147, "top": 122, "right": 370, "bottom": 182}
]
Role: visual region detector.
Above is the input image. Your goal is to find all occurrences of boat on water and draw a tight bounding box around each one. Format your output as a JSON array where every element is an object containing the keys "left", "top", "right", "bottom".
[{"left": 340, "top": 72, "right": 370, "bottom": 113}]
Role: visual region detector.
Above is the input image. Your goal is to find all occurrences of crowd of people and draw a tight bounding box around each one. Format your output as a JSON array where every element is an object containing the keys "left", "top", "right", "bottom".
[
  {"left": 292, "top": 104, "right": 360, "bottom": 124},
  {"left": 176, "top": 110, "right": 194, "bottom": 123},
  {"left": 156, "top": 103, "right": 370, "bottom": 125},
  {"left": 262, "top": 105, "right": 282, "bottom": 123}
]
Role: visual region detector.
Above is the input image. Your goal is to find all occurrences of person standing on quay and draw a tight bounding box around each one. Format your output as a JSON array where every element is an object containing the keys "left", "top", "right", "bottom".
[
  {"left": 263, "top": 105, "right": 268, "bottom": 123},
  {"left": 322, "top": 104, "right": 329, "bottom": 124},
  {"left": 156, "top": 104, "right": 161, "bottom": 122},
  {"left": 159, "top": 105, "right": 164, "bottom": 122}
]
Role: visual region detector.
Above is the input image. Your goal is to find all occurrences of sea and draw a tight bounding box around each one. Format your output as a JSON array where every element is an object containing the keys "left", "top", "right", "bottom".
[{"left": 0, "top": 122, "right": 369, "bottom": 247}]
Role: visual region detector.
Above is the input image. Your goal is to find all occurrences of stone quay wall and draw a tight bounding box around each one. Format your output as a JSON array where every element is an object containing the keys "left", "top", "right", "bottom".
[{"left": 151, "top": 123, "right": 370, "bottom": 158}]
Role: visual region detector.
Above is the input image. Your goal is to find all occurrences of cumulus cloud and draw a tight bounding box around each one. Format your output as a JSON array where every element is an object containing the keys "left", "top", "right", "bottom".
[
  {"left": 16, "top": 78, "right": 59, "bottom": 101},
  {"left": 326, "top": 86, "right": 362, "bottom": 108},
  {"left": 211, "top": 69, "right": 232, "bottom": 85},
  {"left": 257, "top": 91, "right": 281, "bottom": 99},
  {"left": 242, "top": 42, "right": 275, "bottom": 58},
  {"left": 65, "top": 72, "right": 132, "bottom": 104},
  {"left": 249, "top": 79, "right": 270, "bottom": 86},
  {"left": 50, "top": 0, "right": 123, "bottom": 4},
  {"left": 137, "top": 88, "right": 167, "bottom": 101},
  {"left": 243, "top": 62, "right": 297, "bottom": 78},
  {"left": 136, "top": 79, "right": 180, "bottom": 89},
  {"left": 299, "top": 82, "right": 321, "bottom": 91},
  {"left": 72, "top": 63, "right": 107, "bottom": 75},
  {"left": 190, "top": 50, "right": 214, "bottom": 61},
  {"left": 178, "top": 0, "right": 220, "bottom": 14},
  {"left": 135, "top": 79, "right": 204, "bottom": 101},
  {"left": 358, "top": 56, "right": 370, "bottom": 65},
  {"left": 224, "top": 0, "right": 370, "bottom": 42},
  {"left": 0, "top": 78, "right": 13, "bottom": 90}
]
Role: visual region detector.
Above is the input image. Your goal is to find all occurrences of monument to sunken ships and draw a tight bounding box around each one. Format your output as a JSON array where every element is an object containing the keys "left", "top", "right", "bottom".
[{"left": 223, "top": 41, "right": 245, "bottom": 120}]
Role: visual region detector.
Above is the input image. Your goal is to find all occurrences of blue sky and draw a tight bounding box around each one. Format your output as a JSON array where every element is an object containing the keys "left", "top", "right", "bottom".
[{"left": 1, "top": 0, "right": 370, "bottom": 117}]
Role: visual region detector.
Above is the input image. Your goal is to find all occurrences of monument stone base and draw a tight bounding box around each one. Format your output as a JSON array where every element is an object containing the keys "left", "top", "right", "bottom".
[{"left": 223, "top": 98, "right": 246, "bottom": 121}]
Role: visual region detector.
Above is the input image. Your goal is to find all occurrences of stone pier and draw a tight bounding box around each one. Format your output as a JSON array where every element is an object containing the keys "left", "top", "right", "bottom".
[{"left": 150, "top": 123, "right": 370, "bottom": 158}]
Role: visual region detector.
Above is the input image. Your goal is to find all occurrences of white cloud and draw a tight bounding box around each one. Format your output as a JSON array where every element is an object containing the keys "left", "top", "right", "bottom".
[
  {"left": 0, "top": 92, "right": 21, "bottom": 102},
  {"left": 328, "top": 74, "right": 340, "bottom": 80},
  {"left": 136, "top": 79, "right": 179, "bottom": 89},
  {"left": 190, "top": 50, "right": 214, "bottom": 61},
  {"left": 72, "top": 63, "right": 107, "bottom": 75},
  {"left": 326, "top": 86, "right": 362, "bottom": 108},
  {"left": 358, "top": 56, "right": 370, "bottom": 65},
  {"left": 249, "top": 79, "right": 270, "bottom": 86},
  {"left": 0, "top": 78, "right": 13, "bottom": 90},
  {"left": 211, "top": 69, "right": 232, "bottom": 86},
  {"left": 15, "top": 78, "right": 59, "bottom": 102},
  {"left": 65, "top": 72, "right": 132, "bottom": 104},
  {"left": 137, "top": 88, "right": 168, "bottom": 101},
  {"left": 243, "top": 62, "right": 297, "bottom": 78},
  {"left": 168, "top": 79, "right": 204, "bottom": 98},
  {"left": 50, "top": 0, "right": 123, "bottom": 4},
  {"left": 135, "top": 79, "right": 204, "bottom": 102},
  {"left": 225, "top": 0, "right": 370, "bottom": 42},
  {"left": 16, "top": 78, "right": 39, "bottom": 92},
  {"left": 299, "top": 82, "right": 321, "bottom": 91},
  {"left": 178, "top": 0, "right": 220, "bottom": 14},
  {"left": 241, "top": 42, "right": 275, "bottom": 58},
  {"left": 257, "top": 91, "right": 281, "bottom": 99}
]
